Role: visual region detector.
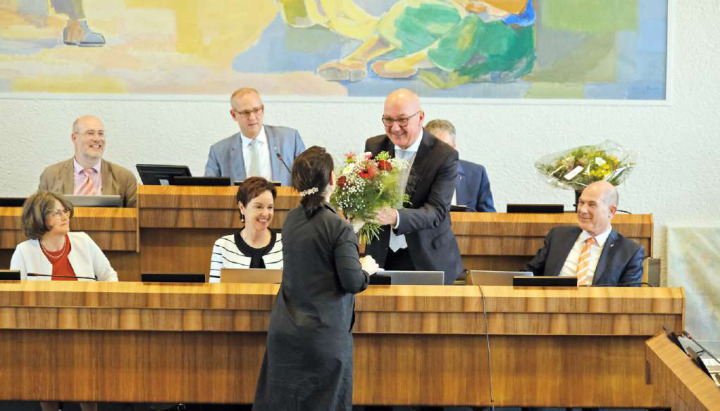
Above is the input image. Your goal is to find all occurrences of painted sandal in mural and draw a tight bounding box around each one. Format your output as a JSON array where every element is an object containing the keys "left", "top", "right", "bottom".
[{"left": 63, "top": 20, "right": 105, "bottom": 47}]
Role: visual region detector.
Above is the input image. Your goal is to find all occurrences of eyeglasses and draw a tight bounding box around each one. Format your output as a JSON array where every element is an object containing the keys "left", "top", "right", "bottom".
[
  {"left": 78, "top": 130, "right": 104, "bottom": 137},
  {"left": 382, "top": 111, "right": 421, "bottom": 127},
  {"left": 233, "top": 105, "right": 264, "bottom": 118},
  {"left": 47, "top": 208, "right": 71, "bottom": 218}
]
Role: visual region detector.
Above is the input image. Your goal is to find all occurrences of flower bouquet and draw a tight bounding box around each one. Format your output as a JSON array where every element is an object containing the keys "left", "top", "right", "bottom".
[
  {"left": 535, "top": 140, "right": 637, "bottom": 192},
  {"left": 331, "top": 151, "right": 410, "bottom": 244}
]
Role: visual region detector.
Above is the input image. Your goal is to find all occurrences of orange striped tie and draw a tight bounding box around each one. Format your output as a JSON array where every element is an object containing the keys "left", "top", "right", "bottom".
[{"left": 576, "top": 237, "right": 596, "bottom": 286}]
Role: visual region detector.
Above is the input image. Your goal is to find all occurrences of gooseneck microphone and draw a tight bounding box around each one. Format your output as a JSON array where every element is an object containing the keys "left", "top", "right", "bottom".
[
  {"left": 28, "top": 273, "right": 98, "bottom": 281},
  {"left": 275, "top": 147, "right": 292, "bottom": 174},
  {"left": 683, "top": 330, "right": 720, "bottom": 363}
]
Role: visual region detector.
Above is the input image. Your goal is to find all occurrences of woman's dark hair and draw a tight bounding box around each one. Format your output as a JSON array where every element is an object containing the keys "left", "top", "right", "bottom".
[
  {"left": 21, "top": 191, "right": 74, "bottom": 240},
  {"left": 292, "top": 146, "right": 334, "bottom": 217},
  {"left": 237, "top": 177, "right": 277, "bottom": 221}
]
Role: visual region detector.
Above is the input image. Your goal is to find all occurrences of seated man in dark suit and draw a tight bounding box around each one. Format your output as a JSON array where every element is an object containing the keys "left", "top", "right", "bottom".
[
  {"left": 365, "top": 89, "right": 463, "bottom": 285},
  {"left": 525, "top": 181, "right": 644, "bottom": 286},
  {"left": 425, "top": 119, "right": 495, "bottom": 212}
]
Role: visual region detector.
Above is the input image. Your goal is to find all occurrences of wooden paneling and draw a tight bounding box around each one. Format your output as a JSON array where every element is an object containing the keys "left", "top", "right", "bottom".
[
  {"left": 645, "top": 334, "right": 720, "bottom": 410},
  {"left": 0, "top": 188, "right": 654, "bottom": 280},
  {"left": 0, "top": 207, "right": 139, "bottom": 280},
  {"left": 0, "top": 207, "right": 138, "bottom": 252},
  {"left": 135, "top": 187, "right": 654, "bottom": 278},
  {"left": 0, "top": 282, "right": 683, "bottom": 407}
]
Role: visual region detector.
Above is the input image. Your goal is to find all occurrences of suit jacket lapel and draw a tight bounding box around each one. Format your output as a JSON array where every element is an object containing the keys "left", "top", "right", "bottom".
[
  {"left": 593, "top": 230, "right": 618, "bottom": 285},
  {"left": 265, "top": 126, "right": 281, "bottom": 182},
  {"left": 456, "top": 161, "right": 466, "bottom": 206},
  {"left": 100, "top": 160, "right": 113, "bottom": 195},
  {"left": 62, "top": 158, "right": 75, "bottom": 194},
  {"left": 548, "top": 227, "right": 581, "bottom": 275},
  {"left": 407, "top": 130, "right": 433, "bottom": 204},
  {"left": 230, "top": 132, "right": 246, "bottom": 182}
]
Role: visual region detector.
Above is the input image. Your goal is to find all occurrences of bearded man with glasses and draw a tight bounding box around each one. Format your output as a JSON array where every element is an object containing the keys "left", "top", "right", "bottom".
[
  {"left": 364, "top": 88, "right": 463, "bottom": 285},
  {"left": 205, "top": 88, "right": 306, "bottom": 186}
]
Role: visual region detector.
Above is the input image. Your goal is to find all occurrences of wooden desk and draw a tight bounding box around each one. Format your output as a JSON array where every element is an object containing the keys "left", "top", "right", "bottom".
[
  {"left": 137, "top": 186, "right": 654, "bottom": 277},
  {"left": 0, "top": 207, "right": 140, "bottom": 280},
  {"left": 0, "top": 282, "right": 682, "bottom": 407},
  {"left": 646, "top": 334, "right": 720, "bottom": 410}
]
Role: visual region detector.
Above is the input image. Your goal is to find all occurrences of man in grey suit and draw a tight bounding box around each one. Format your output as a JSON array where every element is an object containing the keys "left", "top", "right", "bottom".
[
  {"left": 38, "top": 115, "right": 137, "bottom": 207},
  {"left": 365, "top": 89, "right": 463, "bottom": 285},
  {"left": 204, "top": 88, "right": 306, "bottom": 185},
  {"left": 525, "top": 181, "right": 644, "bottom": 286}
]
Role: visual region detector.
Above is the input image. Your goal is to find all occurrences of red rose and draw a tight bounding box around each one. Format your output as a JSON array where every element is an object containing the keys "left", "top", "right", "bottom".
[
  {"left": 337, "top": 175, "right": 347, "bottom": 187},
  {"left": 377, "top": 160, "right": 392, "bottom": 172}
]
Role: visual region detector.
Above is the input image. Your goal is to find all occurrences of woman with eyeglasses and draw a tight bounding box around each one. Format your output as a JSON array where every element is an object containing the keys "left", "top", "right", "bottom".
[{"left": 10, "top": 191, "right": 118, "bottom": 282}]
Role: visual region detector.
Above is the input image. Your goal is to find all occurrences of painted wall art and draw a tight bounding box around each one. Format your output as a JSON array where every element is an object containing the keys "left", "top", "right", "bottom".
[{"left": 0, "top": 0, "right": 668, "bottom": 99}]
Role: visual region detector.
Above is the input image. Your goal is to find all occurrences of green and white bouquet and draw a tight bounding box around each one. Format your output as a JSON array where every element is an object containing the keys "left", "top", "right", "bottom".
[
  {"left": 331, "top": 151, "right": 410, "bottom": 244},
  {"left": 536, "top": 140, "right": 637, "bottom": 191}
]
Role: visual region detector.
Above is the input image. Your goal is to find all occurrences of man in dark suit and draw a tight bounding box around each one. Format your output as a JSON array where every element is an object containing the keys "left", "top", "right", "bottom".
[
  {"left": 365, "top": 89, "right": 463, "bottom": 285},
  {"left": 205, "top": 88, "right": 305, "bottom": 185},
  {"left": 525, "top": 181, "right": 644, "bottom": 286},
  {"left": 425, "top": 119, "right": 496, "bottom": 212}
]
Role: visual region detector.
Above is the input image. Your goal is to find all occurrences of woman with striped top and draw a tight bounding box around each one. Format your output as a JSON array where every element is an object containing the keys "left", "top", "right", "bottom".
[{"left": 209, "top": 177, "right": 282, "bottom": 283}]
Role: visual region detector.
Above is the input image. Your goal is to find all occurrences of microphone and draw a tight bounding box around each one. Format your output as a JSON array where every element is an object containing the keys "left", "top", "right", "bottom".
[
  {"left": 28, "top": 272, "right": 98, "bottom": 281},
  {"left": 592, "top": 282, "right": 655, "bottom": 287},
  {"left": 682, "top": 330, "right": 720, "bottom": 363},
  {"left": 274, "top": 147, "right": 292, "bottom": 174}
]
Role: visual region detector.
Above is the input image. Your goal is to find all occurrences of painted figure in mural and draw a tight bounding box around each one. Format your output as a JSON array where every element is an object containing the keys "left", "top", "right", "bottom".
[
  {"left": 15, "top": 0, "right": 105, "bottom": 46},
  {"left": 275, "top": 0, "right": 379, "bottom": 40},
  {"left": 317, "top": 0, "right": 536, "bottom": 88}
]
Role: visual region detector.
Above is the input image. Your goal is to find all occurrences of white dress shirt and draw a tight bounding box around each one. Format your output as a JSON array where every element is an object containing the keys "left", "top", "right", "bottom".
[
  {"left": 241, "top": 126, "right": 272, "bottom": 181},
  {"left": 390, "top": 129, "right": 423, "bottom": 251},
  {"left": 559, "top": 226, "right": 613, "bottom": 284}
]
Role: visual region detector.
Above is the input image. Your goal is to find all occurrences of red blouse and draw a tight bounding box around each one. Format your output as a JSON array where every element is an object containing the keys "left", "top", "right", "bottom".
[{"left": 41, "top": 234, "right": 76, "bottom": 281}]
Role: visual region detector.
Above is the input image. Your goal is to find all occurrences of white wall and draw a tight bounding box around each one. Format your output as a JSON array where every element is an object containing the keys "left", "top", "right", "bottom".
[{"left": 1, "top": 1, "right": 719, "bottom": 278}]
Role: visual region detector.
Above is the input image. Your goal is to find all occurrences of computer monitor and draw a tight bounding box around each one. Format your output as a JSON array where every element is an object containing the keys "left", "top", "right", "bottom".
[
  {"left": 0, "top": 270, "right": 21, "bottom": 281},
  {"left": 469, "top": 270, "right": 533, "bottom": 286},
  {"left": 220, "top": 268, "right": 282, "bottom": 283},
  {"left": 512, "top": 276, "right": 577, "bottom": 287},
  {"left": 136, "top": 164, "right": 191, "bottom": 185},
  {"left": 64, "top": 195, "right": 122, "bottom": 207},
  {"left": 234, "top": 180, "right": 282, "bottom": 187},
  {"left": 450, "top": 205, "right": 473, "bottom": 212},
  {"left": 141, "top": 273, "right": 206, "bottom": 283},
  {"left": 172, "top": 176, "right": 232, "bottom": 186},
  {"left": 370, "top": 270, "right": 444, "bottom": 285},
  {"left": 507, "top": 204, "right": 565, "bottom": 213},
  {"left": 0, "top": 197, "right": 26, "bottom": 207}
]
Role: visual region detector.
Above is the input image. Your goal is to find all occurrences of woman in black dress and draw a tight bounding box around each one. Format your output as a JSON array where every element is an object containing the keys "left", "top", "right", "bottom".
[{"left": 253, "top": 146, "right": 378, "bottom": 411}]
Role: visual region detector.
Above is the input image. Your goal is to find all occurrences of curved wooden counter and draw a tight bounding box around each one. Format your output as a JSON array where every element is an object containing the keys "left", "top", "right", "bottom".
[{"left": 0, "top": 282, "right": 682, "bottom": 407}]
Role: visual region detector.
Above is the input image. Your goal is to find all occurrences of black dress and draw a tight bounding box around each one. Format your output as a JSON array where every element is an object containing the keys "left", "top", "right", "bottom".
[{"left": 252, "top": 204, "right": 370, "bottom": 411}]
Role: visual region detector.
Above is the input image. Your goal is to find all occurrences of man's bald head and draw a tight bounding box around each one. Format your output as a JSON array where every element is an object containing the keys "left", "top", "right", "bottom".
[
  {"left": 71, "top": 115, "right": 105, "bottom": 168},
  {"left": 382, "top": 89, "right": 424, "bottom": 149},
  {"left": 72, "top": 115, "right": 103, "bottom": 134},
  {"left": 230, "top": 88, "right": 265, "bottom": 139},
  {"left": 577, "top": 181, "right": 619, "bottom": 237}
]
